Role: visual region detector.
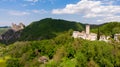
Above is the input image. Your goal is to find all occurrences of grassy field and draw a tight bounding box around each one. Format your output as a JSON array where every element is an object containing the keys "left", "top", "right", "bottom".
[
  {"left": 0, "top": 56, "right": 11, "bottom": 67},
  {"left": 0, "top": 57, "right": 6, "bottom": 67},
  {"left": 0, "top": 28, "right": 9, "bottom": 35}
]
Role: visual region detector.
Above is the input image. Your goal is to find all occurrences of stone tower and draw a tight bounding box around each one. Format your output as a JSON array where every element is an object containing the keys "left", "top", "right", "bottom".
[{"left": 86, "top": 25, "right": 90, "bottom": 34}]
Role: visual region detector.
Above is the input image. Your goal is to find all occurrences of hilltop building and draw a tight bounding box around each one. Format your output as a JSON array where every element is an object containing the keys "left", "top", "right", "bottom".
[
  {"left": 72, "top": 25, "right": 112, "bottom": 42},
  {"left": 11, "top": 23, "right": 25, "bottom": 31},
  {"left": 72, "top": 25, "right": 97, "bottom": 41}
]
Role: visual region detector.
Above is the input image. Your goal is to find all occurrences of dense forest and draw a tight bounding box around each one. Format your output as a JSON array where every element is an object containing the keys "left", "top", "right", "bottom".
[
  {"left": 0, "top": 30, "right": 120, "bottom": 67},
  {"left": 0, "top": 18, "right": 120, "bottom": 67},
  {"left": 19, "top": 18, "right": 84, "bottom": 41},
  {"left": 91, "top": 22, "right": 120, "bottom": 36}
]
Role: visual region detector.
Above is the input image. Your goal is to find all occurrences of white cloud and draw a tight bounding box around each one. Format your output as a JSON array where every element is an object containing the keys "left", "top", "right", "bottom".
[
  {"left": 6, "top": 9, "right": 47, "bottom": 16},
  {"left": 24, "top": 0, "right": 38, "bottom": 2},
  {"left": 1, "top": 0, "right": 16, "bottom": 1},
  {"left": 9, "top": 11, "right": 30, "bottom": 16},
  {"left": 48, "top": 0, "right": 56, "bottom": 4},
  {"left": 97, "top": 15, "right": 120, "bottom": 23},
  {"left": 52, "top": 0, "right": 120, "bottom": 23},
  {"left": 52, "top": 0, "right": 102, "bottom": 14},
  {"left": 32, "top": 9, "right": 47, "bottom": 14},
  {"left": 32, "top": 10, "right": 39, "bottom": 13},
  {"left": 21, "top": 4, "right": 28, "bottom": 7}
]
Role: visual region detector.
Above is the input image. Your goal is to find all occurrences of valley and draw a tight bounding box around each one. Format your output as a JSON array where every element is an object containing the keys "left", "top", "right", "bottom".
[{"left": 0, "top": 18, "right": 120, "bottom": 67}]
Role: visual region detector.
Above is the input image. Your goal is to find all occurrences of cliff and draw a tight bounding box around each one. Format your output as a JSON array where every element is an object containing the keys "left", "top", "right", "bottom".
[
  {"left": 0, "top": 23, "right": 25, "bottom": 44},
  {"left": 0, "top": 29, "right": 22, "bottom": 44}
]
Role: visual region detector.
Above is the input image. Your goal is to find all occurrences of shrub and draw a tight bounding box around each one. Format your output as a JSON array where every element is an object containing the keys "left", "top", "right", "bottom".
[{"left": 6, "top": 58, "right": 20, "bottom": 67}]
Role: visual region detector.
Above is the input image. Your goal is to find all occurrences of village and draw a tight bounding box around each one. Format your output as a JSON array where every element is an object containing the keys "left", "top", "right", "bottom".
[{"left": 72, "top": 25, "right": 120, "bottom": 42}]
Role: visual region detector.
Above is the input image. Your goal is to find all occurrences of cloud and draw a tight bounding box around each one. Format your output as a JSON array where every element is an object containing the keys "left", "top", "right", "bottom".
[
  {"left": 48, "top": 0, "right": 56, "bottom": 4},
  {"left": 32, "top": 9, "right": 47, "bottom": 14},
  {"left": 1, "top": 0, "right": 16, "bottom": 1},
  {"left": 52, "top": 0, "right": 101, "bottom": 14},
  {"left": 52, "top": 0, "right": 120, "bottom": 23},
  {"left": 7, "top": 9, "right": 47, "bottom": 16},
  {"left": 97, "top": 15, "right": 120, "bottom": 23},
  {"left": 9, "top": 10, "right": 30, "bottom": 16},
  {"left": 24, "top": 0, "right": 38, "bottom": 2},
  {"left": 21, "top": 4, "right": 28, "bottom": 7}
]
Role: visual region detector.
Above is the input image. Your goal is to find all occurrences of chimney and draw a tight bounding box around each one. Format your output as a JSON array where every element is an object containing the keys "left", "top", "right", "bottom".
[{"left": 86, "top": 25, "right": 90, "bottom": 34}]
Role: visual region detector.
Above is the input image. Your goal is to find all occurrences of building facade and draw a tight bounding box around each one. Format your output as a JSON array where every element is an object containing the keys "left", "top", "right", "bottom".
[
  {"left": 72, "top": 25, "right": 97, "bottom": 41},
  {"left": 72, "top": 25, "right": 120, "bottom": 42}
]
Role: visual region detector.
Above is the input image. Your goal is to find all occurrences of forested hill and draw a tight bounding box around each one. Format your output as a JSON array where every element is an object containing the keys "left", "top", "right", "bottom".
[
  {"left": 1, "top": 18, "right": 120, "bottom": 44},
  {"left": 19, "top": 18, "right": 84, "bottom": 41},
  {"left": 91, "top": 22, "right": 120, "bottom": 36},
  {"left": 0, "top": 19, "right": 120, "bottom": 67}
]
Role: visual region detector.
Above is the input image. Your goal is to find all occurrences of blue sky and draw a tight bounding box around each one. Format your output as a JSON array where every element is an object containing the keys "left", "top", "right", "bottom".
[{"left": 0, "top": 0, "right": 120, "bottom": 26}]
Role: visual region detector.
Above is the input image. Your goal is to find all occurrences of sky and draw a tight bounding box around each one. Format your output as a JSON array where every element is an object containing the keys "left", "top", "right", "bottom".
[{"left": 0, "top": 0, "right": 120, "bottom": 26}]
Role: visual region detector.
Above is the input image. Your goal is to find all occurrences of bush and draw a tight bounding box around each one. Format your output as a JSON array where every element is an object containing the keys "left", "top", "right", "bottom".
[{"left": 6, "top": 59, "right": 20, "bottom": 67}]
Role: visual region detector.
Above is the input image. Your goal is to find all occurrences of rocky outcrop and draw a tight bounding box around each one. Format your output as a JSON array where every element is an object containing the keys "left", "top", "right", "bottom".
[
  {"left": 0, "top": 29, "right": 22, "bottom": 44},
  {"left": 0, "top": 23, "right": 25, "bottom": 45},
  {"left": 38, "top": 56, "right": 48, "bottom": 64}
]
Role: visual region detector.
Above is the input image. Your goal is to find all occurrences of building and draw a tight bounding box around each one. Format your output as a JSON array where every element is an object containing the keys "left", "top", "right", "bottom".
[
  {"left": 114, "top": 34, "right": 120, "bottom": 41},
  {"left": 72, "top": 25, "right": 97, "bottom": 41},
  {"left": 72, "top": 25, "right": 120, "bottom": 42},
  {"left": 99, "top": 35, "right": 110, "bottom": 42},
  {"left": 11, "top": 23, "right": 25, "bottom": 31}
]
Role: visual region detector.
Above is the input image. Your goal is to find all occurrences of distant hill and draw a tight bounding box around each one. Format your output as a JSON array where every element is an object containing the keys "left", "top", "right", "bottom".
[
  {"left": 0, "top": 26, "right": 10, "bottom": 35},
  {"left": 1, "top": 18, "right": 120, "bottom": 44},
  {"left": 91, "top": 22, "right": 120, "bottom": 36},
  {"left": 1, "top": 21, "right": 120, "bottom": 67},
  {"left": 19, "top": 18, "right": 84, "bottom": 41}
]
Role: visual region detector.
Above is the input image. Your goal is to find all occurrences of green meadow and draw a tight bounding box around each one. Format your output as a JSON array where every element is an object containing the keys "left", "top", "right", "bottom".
[{"left": 0, "top": 56, "right": 11, "bottom": 67}]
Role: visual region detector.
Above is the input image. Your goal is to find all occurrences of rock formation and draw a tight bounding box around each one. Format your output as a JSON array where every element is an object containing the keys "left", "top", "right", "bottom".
[
  {"left": 38, "top": 56, "right": 48, "bottom": 64},
  {"left": 0, "top": 23, "right": 25, "bottom": 44}
]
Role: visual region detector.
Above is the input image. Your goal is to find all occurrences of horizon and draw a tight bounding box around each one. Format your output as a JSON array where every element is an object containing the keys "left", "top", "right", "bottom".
[
  {"left": 0, "top": 18, "right": 119, "bottom": 27},
  {"left": 0, "top": 0, "right": 120, "bottom": 26}
]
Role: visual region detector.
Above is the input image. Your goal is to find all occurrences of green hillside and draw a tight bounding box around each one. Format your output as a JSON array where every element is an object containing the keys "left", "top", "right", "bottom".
[
  {"left": 1, "top": 30, "right": 120, "bottom": 67},
  {"left": 91, "top": 22, "right": 120, "bottom": 36},
  {"left": 19, "top": 18, "right": 84, "bottom": 41},
  {"left": 0, "top": 19, "right": 120, "bottom": 67}
]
